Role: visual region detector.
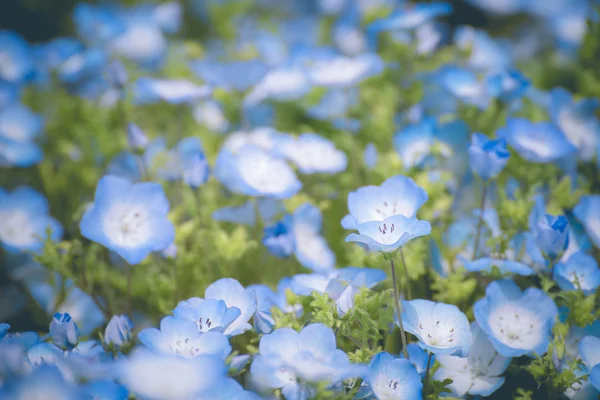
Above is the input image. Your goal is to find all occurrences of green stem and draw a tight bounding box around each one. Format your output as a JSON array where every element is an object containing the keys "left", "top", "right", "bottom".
[
  {"left": 424, "top": 351, "right": 433, "bottom": 397},
  {"left": 126, "top": 264, "right": 133, "bottom": 318},
  {"left": 472, "top": 182, "right": 488, "bottom": 260},
  {"left": 390, "top": 257, "right": 409, "bottom": 359},
  {"left": 399, "top": 249, "right": 412, "bottom": 300}
]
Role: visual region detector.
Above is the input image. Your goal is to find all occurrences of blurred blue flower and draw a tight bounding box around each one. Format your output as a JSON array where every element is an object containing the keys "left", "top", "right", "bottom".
[
  {"left": 0, "top": 104, "right": 44, "bottom": 167},
  {"left": 244, "top": 65, "right": 310, "bottom": 106},
  {"left": 83, "top": 381, "right": 129, "bottom": 400},
  {"left": 393, "top": 118, "right": 437, "bottom": 170},
  {"left": 172, "top": 298, "right": 241, "bottom": 335},
  {"left": 190, "top": 59, "right": 268, "bottom": 92},
  {"left": 104, "top": 315, "right": 133, "bottom": 347},
  {"left": 434, "top": 65, "right": 488, "bottom": 108},
  {"left": 212, "top": 198, "right": 285, "bottom": 226},
  {"left": 106, "top": 152, "right": 143, "bottom": 182},
  {"left": 362, "top": 352, "right": 423, "bottom": 400},
  {"left": 332, "top": 4, "right": 367, "bottom": 56},
  {"left": 106, "top": 59, "right": 128, "bottom": 88},
  {"left": 574, "top": 195, "right": 600, "bottom": 249},
  {"left": 454, "top": 26, "right": 512, "bottom": 71},
  {"left": 435, "top": 322, "right": 511, "bottom": 397},
  {"left": 79, "top": 175, "right": 175, "bottom": 264},
  {"left": 346, "top": 214, "right": 431, "bottom": 253},
  {"left": 401, "top": 299, "right": 471, "bottom": 356},
  {"left": 554, "top": 252, "right": 600, "bottom": 295},
  {"left": 133, "top": 78, "right": 211, "bottom": 105},
  {"left": 532, "top": 213, "right": 570, "bottom": 261},
  {"left": 152, "top": 1, "right": 183, "bottom": 34},
  {"left": 193, "top": 100, "right": 229, "bottom": 134},
  {"left": 263, "top": 215, "right": 295, "bottom": 258},
  {"left": 1, "top": 365, "right": 80, "bottom": 399},
  {"left": 291, "top": 203, "right": 336, "bottom": 273},
  {"left": 580, "top": 336, "right": 600, "bottom": 392},
  {"left": 139, "top": 315, "right": 231, "bottom": 359},
  {"left": 474, "top": 280, "right": 558, "bottom": 357},
  {"left": 0, "top": 187, "right": 63, "bottom": 254},
  {"left": 497, "top": 118, "right": 577, "bottom": 163},
  {"left": 0, "top": 31, "right": 34, "bottom": 85},
  {"left": 468, "top": 133, "right": 510, "bottom": 180},
  {"left": 486, "top": 69, "right": 530, "bottom": 102},
  {"left": 274, "top": 133, "right": 347, "bottom": 174},
  {"left": 58, "top": 47, "right": 107, "bottom": 84},
  {"left": 127, "top": 123, "right": 149, "bottom": 152},
  {"left": 306, "top": 53, "right": 384, "bottom": 88},
  {"left": 182, "top": 152, "right": 210, "bottom": 189},
  {"left": 49, "top": 312, "right": 80, "bottom": 350}
]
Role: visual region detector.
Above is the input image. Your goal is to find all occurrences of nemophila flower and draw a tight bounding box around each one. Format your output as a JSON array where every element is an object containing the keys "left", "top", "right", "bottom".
[
  {"left": 435, "top": 322, "right": 512, "bottom": 398},
  {"left": 1, "top": 365, "right": 80, "bottom": 399},
  {"left": 190, "top": 59, "right": 268, "bottom": 92},
  {"left": 468, "top": 133, "right": 510, "bottom": 180},
  {"left": 346, "top": 214, "right": 431, "bottom": 253},
  {"left": 361, "top": 352, "right": 423, "bottom": 400},
  {"left": 183, "top": 152, "right": 210, "bottom": 189},
  {"left": 57, "top": 47, "right": 107, "bottom": 84},
  {"left": 244, "top": 65, "right": 310, "bottom": 107},
  {"left": 83, "top": 381, "right": 128, "bottom": 400},
  {"left": 0, "top": 103, "right": 44, "bottom": 167},
  {"left": 193, "top": 100, "right": 229, "bottom": 134},
  {"left": 152, "top": 1, "right": 182, "bottom": 34},
  {"left": 580, "top": 336, "right": 600, "bottom": 392},
  {"left": 291, "top": 203, "right": 336, "bottom": 273},
  {"left": 474, "top": 280, "right": 558, "bottom": 357},
  {"left": 173, "top": 298, "right": 241, "bottom": 335},
  {"left": 305, "top": 53, "right": 384, "bottom": 88},
  {"left": 49, "top": 312, "right": 80, "bottom": 350},
  {"left": 342, "top": 175, "right": 428, "bottom": 230},
  {"left": 119, "top": 348, "right": 228, "bottom": 400},
  {"left": 496, "top": 118, "right": 577, "bottom": 163},
  {"left": 222, "top": 126, "right": 287, "bottom": 154},
  {"left": 401, "top": 299, "right": 471, "bottom": 356},
  {"left": 214, "top": 145, "right": 301, "bottom": 199},
  {"left": 274, "top": 133, "right": 347, "bottom": 174},
  {"left": 79, "top": 175, "right": 175, "bottom": 265},
  {"left": 127, "top": 123, "right": 148, "bottom": 152},
  {"left": 463, "top": 234, "right": 535, "bottom": 276},
  {"left": 574, "top": 195, "right": 600, "bottom": 249},
  {"left": 104, "top": 315, "right": 133, "bottom": 347},
  {"left": 332, "top": 6, "right": 367, "bottom": 56},
  {"left": 393, "top": 118, "right": 438, "bottom": 170},
  {"left": 434, "top": 65, "right": 488, "bottom": 108},
  {"left": 485, "top": 68, "right": 529, "bottom": 102},
  {"left": 554, "top": 252, "right": 600, "bottom": 295},
  {"left": 250, "top": 324, "right": 364, "bottom": 397},
  {"left": 263, "top": 215, "right": 295, "bottom": 258},
  {"left": 132, "top": 78, "right": 211, "bottom": 105},
  {"left": 0, "top": 31, "right": 34, "bottom": 85},
  {"left": 0, "top": 187, "right": 63, "bottom": 254},
  {"left": 532, "top": 213, "right": 570, "bottom": 261},
  {"left": 213, "top": 379, "right": 262, "bottom": 400},
  {"left": 205, "top": 278, "right": 257, "bottom": 336},
  {"left": 139, "top": 316, "right": 231, "bottom": 359},
  {"left": 454, "top": 26, "right": 512, "bottom": 71},
  {"left": 402, "top": 343, "right": 432, "bottom": 377},
  {"left": 107, "top": 152, "right": 143, "bottom": 182},
  {"left": 212, "top": 198, "right": 285, "bottom": 226}
]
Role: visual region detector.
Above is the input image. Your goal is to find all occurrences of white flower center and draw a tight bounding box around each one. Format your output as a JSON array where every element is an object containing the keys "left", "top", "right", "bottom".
[
  {"left": 102, "top": 203, "right": 151, "bottom": 248},
  {"left": 488, "top": 304, "right": 542, "bottom": 349},
  {"left": 417, "top": 319, "right": 457, "bottom": 348},
  {"left": 513, "top": 133, "right": 554, "bottom": 158},
  {"left": 372, "top": 373, "right": 404, "bottom": 399},
  {"left": 0, "top": 210, "right": 37, "bottom": 247},
  {"left": 238, "top": 153, "right": 296, "bottom": 194},
  {"left": 169, "top": 337, "right": 203, "bottom": 358},
  {"left": 276, "top": 366, "right": 297, "bottom": 384}
]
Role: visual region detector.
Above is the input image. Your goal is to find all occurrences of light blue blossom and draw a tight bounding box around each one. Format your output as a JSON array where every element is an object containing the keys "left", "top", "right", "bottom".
[
  {"left": 0, "top": 104, "right": 44, "bottom": 167},
  {"left": 291, "top": 203, "right": 336, "bottom": 273},
  {"left": 332, "top": 4, "right": 367, "bottom": 56},
  {"left": 393, "top": 118, "right": 438, "bottom": 170},
  {"left": 554, "top": 252, "right": 600, "bottom": 295},
  {"left": 468, "top": 133, "right": 510, "bottom": 180},
  {"left": 497, "top": 118, "right": 577, "bottom": 163},
  {"left": 106, "top": 59, "right": 128, "bottom": 89},
  {"left": 274, "top": 133, "right": 347, "bottom": 174},
  {"left": 435, "top": 322, "right": 512, "bottom": 398},
  {"left": 79, "top": 175, "right": 175, "bottom": 264},
  {"left": 403, "top": 343, "right": 432, "bottom": 377},
  {"left": 139, "top": 316, "right": 231, "bottom": 359},
  {"left": 346, "top": 214, "right": 431, "bottom": 253},
  {"left": 532, "top": 213, "right": 570, "bottom": 261},
  {"left": 49, "top": 312, "right": 80, "bottom": 350},
  {"left": 434, "top": 65, "right": 488, "bottom": 108},
  {"left": 83, "top": 381, "right": 129, "bottom": 400},
  {"left": 221, "top": 126, "right": 288, "bottom": 154},
  {"left": 244, "top": 65, "right": 310, "bottom": 106},
  {"left": 193, "top": 100, "right": 229, "bottom": 134},
  {"left": 127, "top": 123, "right": 149, "bottom": 152},
  {"left": 182, "top": 152, "right": 210, "bottom": 189},
  {"left": 104, "top": 315, "right": 133, "bottom": 347},
  {"left": 454, "top": 26, "right": 512, "bottom": 71},
  {"left": 362, "top": 352, "right": 423, "bottom": 400},
  {"left": 0, "top": 323, "right": 9, "bottom": 340},
  {"left": 0, "top": 365, "right": 80, "bottom": 399},
  {"left": 342, "top": 175, "right": 428, "bottom": 230},
  {"left": 214, "top": 145, "right": 301, "bottom": 199},
  {"left": 190, "top": 59, "right": 268, "bottom": 92},
  {"left": 145, "top": 136, "right": 208, "bottom": 182},
  {"left": 574, "top": 195, "right": 600, "bottom": 250},
  {"left": 0, "top": 187, "right": 63, "bottom": 254},
  {"left": 0, "top": 31, "right": 34, "bottom": 85},
  {"left": 204, "top": 278, "right": 257, "bottom": 336},
  {"left": 401, "top": 299, "right": 472, "bottom": 356},
  {"left": 305, "top": 53, "right": 384, "bottom": 88},
  {"left": 152, "top": 1, "right": 183, "bottom": 34},
  {"left": 172, "top": 298, "right": 241, "bottom": 335},
  {"left": 212, "top": 198, "right": 285, "bottom": 226},
  {"left": 474, "top": 280, "right": 558, "bottom": 357},
  {"left": 485, "top": 68, "right": 529, "bottom": 102},
  {"left": 263, "top": 215, "right": 295, "bottom": 258},
  {"left": 580, "top": 336, "right": 600, "bottom": 392},
  {"left": 133, "top": 78, "right": 211, "bottom": 105}
]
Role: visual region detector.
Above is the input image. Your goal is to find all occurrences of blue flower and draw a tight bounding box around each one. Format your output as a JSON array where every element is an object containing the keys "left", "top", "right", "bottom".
[
  {"left": 580, "top": 336, "right": 600, "bottom": 392},
  {"left": 139, "top": 316, "right": 231, "bottom": 359},
  {"left": 106, "top": 59, "right": 128, "bottom": 89},
  {"left": 172, "top": 298, "right": 241, "bottom": 335},
  {"left": 190, "top": 59, "right": 268, "bottom": 92},
  {"left": 393, "top": 118, "right": 437, "bottom": 170},
  {"left": 79, "top": 175, "right": 175, "bottom": 265},
  {"left": 214, "top": 145, "right": 301, "bottom": 199},
  {"left": 49, "top": 312, "right": 80, "bottom": 350},
  {"left": 574, "top": 195, "right": 600, "bottom": 250},
  {"left": 0, "top": 365, "right": 80, "bottom": 398},
  {"left": 305, "top": 53, "right": 384, "bottom": 88},
  {"left": 263, "top": 215, "right": 295, "bottom": 258},
  {"left": 485, "top": 68, "right": 529, "bottom": 102},
  {"left": 152, "top": 1, "right": 183, "bottom": 34},
  {"left": 464, "top": 257, "right": 535, "bottom": 277},
  {"left": 346, "top": 214, "right": 431, "bottom": 253},
  {"left": 290, "top": 203, "right": 337, "bottom": 273},
  {"left": 212, "top": 198, "right": 285, "bottom": 226},
  {"left": 83, "top": 381, "right": 128, "bottom": 400},
  {"left": 0, "top": 31, "right": 34, "bottom": 85},
  {"left": 434, "top": 65, "right": 488, "bottom": 108},
  {"left": 104, "top": 315, "right": 133, "bottom": 347},
  {"left": 133, "top": 78, "right": 211, "bottom": 105},
  {"left": 403, "top": 343, "right": 432, "bottom": 377},
  {"left": 106, "top": 152, "right": 142, "bottom": 182},
  {"left": 127, "top": 123, "right": 149, "bottom": 152},
  {"left": 468, "top": 133, "right": 510, "bottom": 180},
  {"left": 244, "top": 65, "right": 310, "bottom": 106},
  {"left": 343, "top": 175, "right": 428, "bottom": 230},
  {"left": 274, "top": 133, "right": 347, "bottom": 174},
  {"left": 554, "top": 252, "right": 600, "bottom": 295},
  {"left": 205, "top": 278, "right": 257, "bottom": 336},
  {"left": 474, "top": 280, "right": 558, "bottom": 357},
  {"left": 532, "top": 213, "right": 570, "bottom": 261},
  {"left": 0, "top": 187, "right": 63, "bottom": 254},
  {"left": 435, "top": 322, "right": 511, "bottom": 397},
  {"left": 363, "top": 352, "right": 423, "bottom": 400},
  {"left": 401, "top": 299, "right": 472, "bottom": 356},
  {"left": 454, "top": 26, "right": 512, "bottom": 71},
  {"left": 193, "top": 100, "right": 229, "bottom": 134},
  {"left": 0, "top": 323, "right": 9, "bottom": 340},
  {"left": 497, "top": 118, "right": 577, "bottom": 163},
  {"left": 0, "top": 104, "right": 44, "bottom": 167},
  {"left": 182, "top": 152, "right": 210, "bottom": 189}
]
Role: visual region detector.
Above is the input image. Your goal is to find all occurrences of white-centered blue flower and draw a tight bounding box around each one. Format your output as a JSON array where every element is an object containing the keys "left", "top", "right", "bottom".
[
  {"left": 139, "top": 316, "right": 231, "bottom": 359},
  {"left": 574, "top": 195, "right": 600, "bottom": 250},
  {"left": 79, "top": 175, "right": 175, "bottom": 265},
  {"left": 274, "top": 133, "right": 347, "bottom": 174},
  {"left": 342, "top": 175, "right": 428, "bottom": 230},
  {"left": 346, "top": 214, "right": 431, "bottom": 253},
  {"left": 244, "top": 65, "right": 310, "bottom": 107},
  {"left": 435, "top": 322, "right": 512, "bottom": 397},
  {"left": 401, "top": 299, "right": 472, "bottom": 356},
  {"left": 204, "top": 278, "right": 257, "bottom": 336},
  {"left": 474, "top": 280, "right": 558, "bottom": 357},
  {"left": 214, "top": 145, "right": 301, "bottom": 199},
  {"left": 0, "top": 187, "right": 63, "bottom": 254},
  {"left": 172, "top": 298, "right": 241, "bottom": 335},
  {"left": 554, "top": 252, "right": 600, "bottom": 295},
  {"left": 305, "top": 53, "right": 384, "bottom": 88},
  {"left": 393, "top": 118, "right": 439, "bottom": 170},
  {"left": 222, "top": 126, "right": 288, "bottom": 155},
  {"left": 497, "top": 118, "right": 577, "bottom": 163},
  {"left": 363, "top": 352, "right": 423, "bottom": 400},
  {"left": 0, "top": 103, "right": 44, "bottom": 167},
  {"left": 0, "top": 31, "right": 34, "bottom": 85},
  {"left": 133, "top": 78, "right": 211, "bottom": 105}
]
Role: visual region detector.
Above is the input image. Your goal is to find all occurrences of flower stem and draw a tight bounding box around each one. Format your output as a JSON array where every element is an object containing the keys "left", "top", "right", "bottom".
[
  {"left": 399, "top": 249, "right": 412, "bottom": 300},
  {"left": 126, "top": 264, "right": 133, "bottom": 318},
  {"left": 472, "top": 182, "right": 488, "bottom": 260},
  {"left": 424, "top": 351, "right": 433, "bottom": 397},
  {"left": 390, "top": 257, "right": 409, "bottom": 358}
]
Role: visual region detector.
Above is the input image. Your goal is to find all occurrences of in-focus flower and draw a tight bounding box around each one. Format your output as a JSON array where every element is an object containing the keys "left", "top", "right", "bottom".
[
  {"left": 172, "top": 298, "right": 241, "bottom": 335},
  {"left": 133, "top": 78, "right": 211, "bottom": 105},
  {"left": 214, "top": 145, "right": 301, "bottom": 199},
  {"left": 49, "top": 312, "right": 80, "bottom": 350},
  {"left": 435, "top": 322, "right": 511, "bottom": 397},
  {"left": 474, "top": 280, "right": 558, "bottom": 357},
  {"left": 139, "top": 316, "right": 231, "bottom": 359},
  {"left": 342, "top": 175, "right": 428, "bottom": 230},
  {"left": 532, "top": 213, "right": 570, "bottom": 261},
  {"left": 362, "top": 352, "right": 423, "bottom": 400},
  {"left": 401, "top": 299, "right": 471, "bottom": 356},
  {"left": 346, "top": 214, "right": 431, "bottom": 253},
  {"left": 263, "top": 215, "right": 295, "bottom": 258},
  {"left": 127, "top": 123, "right": 149, "bottom": 152},
  {"left": 580, "top": 336, "right": 600, "bottom": 392},
  {"left": 468, "top": 133, "right": 510, "bottom": 180},
  {"left": 104, "top": 315, "right": 133, "bottom": 347},
  {"left": 574, "top": 195, "right": 600, "bottom": 249},
  {"left": 0, "top": 187, "right": 63, "bottom": 254},
  {"left": 497, "top": 118, "right": 577, "bottom": 163},
  {"left": 274, "top": 133, "right": 347, "bottom": 174},
  {"left": 204, "top": 278, "right": 257, "bottom": 336},
  {"left": 79, "top": 175, "right": 175, "bottom": 264},
  {"left": 554, "top": 252, "right": 600, "bottom": 295}
]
